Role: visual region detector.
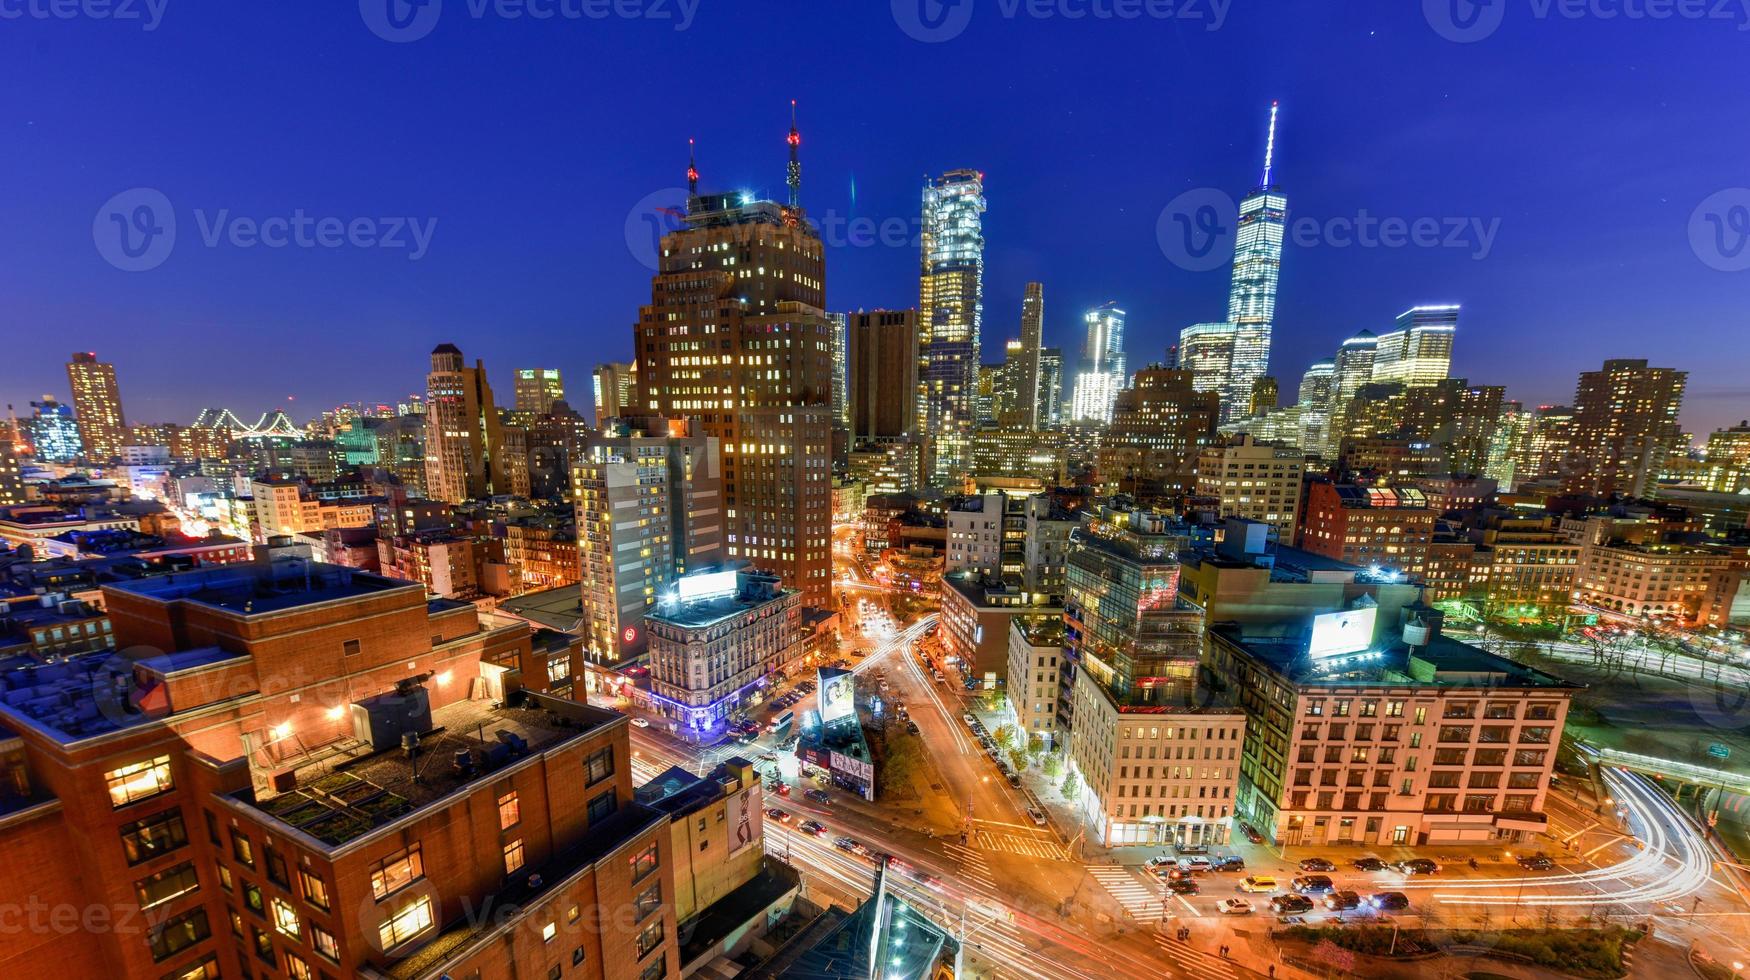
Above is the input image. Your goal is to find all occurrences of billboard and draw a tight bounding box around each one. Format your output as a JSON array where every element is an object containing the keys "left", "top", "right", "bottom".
[
  {"left": 1308, "top": 607, "right": 1377, "bottom": 658},
  {"left": 727, "top": 784, "right": 756, "bottom": 857},
  {"left": 818, "top": 668, "right": 856, "bottom": 727}
]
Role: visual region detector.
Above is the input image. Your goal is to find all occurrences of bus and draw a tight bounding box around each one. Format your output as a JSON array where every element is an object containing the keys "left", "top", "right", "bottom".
[{"left": 767, "top": 710, "right": 795, "bottom": 733}]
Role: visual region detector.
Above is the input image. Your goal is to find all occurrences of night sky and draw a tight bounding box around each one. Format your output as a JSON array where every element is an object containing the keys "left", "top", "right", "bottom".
[{"left": 4, "top": 1, "right": 1747, "bottom": 435}]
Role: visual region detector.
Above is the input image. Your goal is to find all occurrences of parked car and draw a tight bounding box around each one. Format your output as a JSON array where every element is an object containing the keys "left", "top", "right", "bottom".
[
  {"left": 906, "top": 721, "right": 921, "bottom": 735},
  {"left": 1145, "top": 855, "right": 1176, "bottom": 869},
  {"left": 1298, "top": 857, "right": 1335, "bottom": 873},
  {"left": 1516, "top": 853, "right": 1556, "bottom": 871},
  {"left": 630, "top": 717, "right": 650, "bottom": 728},
  {"left": 1006, "top": 772, "right": 1022, "bottom": 788},
  {"left": 1270, "top": 894, "right": 1315, "bottom": 914},
  {"left": 1239, "top": 821, "right": 1264, "bottom": 844},
  {"left": 1026, "top": 807, "right": 1048, "bottom": 827},
  {"left": 1166, "top": 878, "right": 1200, "bottom": 895},
  {"left": 1212, "top": 855, "right": 1246, "bottom": 872},
  {"left": 1178, "top": 856, "right": 1213, "bottom": 874},
  {"left": 1351, "top": 857, "right": 1388, "bottom": 872},
  {"left": 764, "top": 807, "right": 791, "bottom": 823},
  {"left": 1291, "top": 875, "right": 1335, "bottom": 896},
  {"left": 1323, "top": 890, "right": 1361, "bottom": 911},
  {"left": 797, "top": 819, "right": 826, "bottom": 836},
  {"left": 1216, "top": 898, "right": 1254, "bottom": 916},
  {"left": 804, "top": 789, "right": 832, "bottom": 805},
  {"left": 1396, "top": 858, "right": 1441, "bottom": 876},
  {"left": 1238, "top": 876, "right": 1278, "bottom": 893},
  {"left": 962, "top": 714, "right": 979, "bottom": 727},
  {"left": 1367, "top": 891, "right": 1411, "bottom": 912}
]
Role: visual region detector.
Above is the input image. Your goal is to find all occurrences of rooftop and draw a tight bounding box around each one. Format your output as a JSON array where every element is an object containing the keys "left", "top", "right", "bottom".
[
  {"left": 1212, "top": 623, "right": 1581, "bottom": 691},
  {"left": 494, "top": 583, "right": 585, "bottom": 632},
  {"left": 109, "top": 558, "right": 412, "bottom": 615}
]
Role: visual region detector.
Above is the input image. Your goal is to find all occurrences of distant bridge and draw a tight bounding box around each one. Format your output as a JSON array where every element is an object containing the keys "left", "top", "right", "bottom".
[{"left": 193, "top": 407, "right": 303, "bottom": 439}]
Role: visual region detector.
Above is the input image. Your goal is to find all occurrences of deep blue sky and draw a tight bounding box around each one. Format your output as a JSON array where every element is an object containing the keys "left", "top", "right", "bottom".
[{"left": 4, "top": 1, "right": 1747, "bottom": 435}]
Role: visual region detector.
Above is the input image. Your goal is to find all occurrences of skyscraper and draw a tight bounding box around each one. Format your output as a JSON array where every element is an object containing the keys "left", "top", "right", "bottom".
[
  {"left": 1071, "top": 302, "right": 1127, "bottom": 424},
  {"left": 1373, "top": 305, "right": 1459, "bottom": 387},
  {"left": 1097, "top": 366, "right": 1220, "bottom": 504},
  {"left": 592, "top": 361, "right": 635, "bottom": 423},
  {"left": 23, "top": 397, "right": 81, "bottom": 463},
  {"left": 65, "top": 351, "right": 126, "bottom": 461},
  {"left": 1224, "top": 103, "right": 1288, "bottom": 422},
  {"left": 633, "top": 130, "right": 833, "bottom": 608},
  {"left": 919, "top": 168, "right": 987, "bottom": 483},
  {"left": 1038, "top": 348, "right": 1064, "bottom": 427},
  {"left": 1178, "top": 321, "right": 1238, "bottom": 402},
  {"left": 1018, "top": 281, "right": 1045, "bottom": 429},
  {"left": 513, "top": 367, "right": 565, "bottom": 414},
  {"left": 829, "top": 311, "right": 849, "bottom": 429},
  {"left": 1567, "top": 358, "right": 1687, "bottom": 498},
  {"left": 849, "top": 309, "right": 920, "bottom": 442},
  {"left": 424, "top": 343, "right": 509, "bottom": 503},
  {"left": 1296, "top": 359, "right": 1337, "bottom": 456}
]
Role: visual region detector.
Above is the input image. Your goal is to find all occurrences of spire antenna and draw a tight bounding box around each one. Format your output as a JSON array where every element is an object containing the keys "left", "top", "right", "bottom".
[
  {"left": 786, "top": 99, "right": 801, "bottom": 210},
  {"left": 1261, "top": 101, "right": 1279, "bottom": 187},
  {"left": 687, "top": 137, "right": 699, "bottom": 200}
]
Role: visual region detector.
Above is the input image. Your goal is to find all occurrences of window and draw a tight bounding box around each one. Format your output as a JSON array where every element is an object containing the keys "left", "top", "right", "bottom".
[
  {"left": 148, "top": 908, "right": 211, "bottom": 963},
  {"left": 120, "top": 808, "right": 188, "bottom": 866},
  {"left": 370, "top": 844, "right": 424, "bottom": 901},
  {"left": 298, "top": 868, "right": 331, "bottom": 912},
  {"left": 217, "top": 865, "right": 232, "bottom": 892},
  {"left": 630, "top": 842, "right": 658, "bottom": 882},
  {"left": 285, "top": 954, "right": 313, "bottom": 980},
  {"left": 264, "top": 845, "right": 290, "bottom": 888},
  {"left": 107, "top": 755, "right": 175, "bottom": 808},
  {"left": 586, "top": 746, "right": 615, "bottom": 785},
  {"left": 378, "top": 896, "right": 435, "bottom": 950},
  {"left": 230, "top": 830, "right": 255, "bottom": 868},
  {"left": 641, "top": 957, "right": 668, "bottom": 980},
  {"left": 251, "top": 925, "right": 276, "bottom": 966},
  {"left": 588, "top": 790, "right": 617, "bottom": 824},
  {"left": 343, "top": 639, "right": 361, "bottom": 656},
  {"left": 160, "top": 953, "right": 220, "bottom": 980},
  {"left": 498, "top": 791, "right": 521, "bottom": 830},
  {"left": 271, "top": 896, "right": 302, "bottom": 940},
  {"left": 311, "top": 922, "right": 340, "bottom": 963},
  {"left": 542, "top": 921, "right": 557, "bottom": 942},
  {"left": 637, "top": 920, "right": 665, "bottom": 958},
  {"left": 134, "top": 861, "right": 201, "bottom": 910},
  {"left": 503, "top": 839, "right": 526, "bottom": 875},
  {"left": 635, "top": 883, "right": 662, "bottom": 921}
]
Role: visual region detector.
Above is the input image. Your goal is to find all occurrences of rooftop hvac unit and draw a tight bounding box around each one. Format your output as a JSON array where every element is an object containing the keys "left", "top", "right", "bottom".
[{"left": 350, "top": 682, "right": 433, "bottom": 751}]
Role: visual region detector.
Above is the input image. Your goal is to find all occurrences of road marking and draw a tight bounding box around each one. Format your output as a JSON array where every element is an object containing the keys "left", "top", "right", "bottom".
[
  {"left": 1154, "top": 933, "right": 1240, "bottom": 980},
  {"left": 1089, "top": 866, "right": 1168, "bottom": 922}
]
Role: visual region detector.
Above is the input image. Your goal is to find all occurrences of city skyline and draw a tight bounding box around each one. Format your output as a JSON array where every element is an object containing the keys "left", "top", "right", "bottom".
[{"left": 4, "top": 5, "right": 1746, "bottom": 433}]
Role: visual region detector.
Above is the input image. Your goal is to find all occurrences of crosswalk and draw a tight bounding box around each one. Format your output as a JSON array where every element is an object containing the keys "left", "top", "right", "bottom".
[
  {"left": 973, "top": 828, "right": 1071, "bottom": 861},
  {"left": 630, "top": 756, "right": 663, "bottom": 786},
  {"left": 1088, "top": 866, "right": 1168, "bottom": 922},
  {"left": 1154, "top": 932, "right": 1242, "bottom": 980},
  {"left": 942, "top": 840, "right": 997, "bottom": 892}
]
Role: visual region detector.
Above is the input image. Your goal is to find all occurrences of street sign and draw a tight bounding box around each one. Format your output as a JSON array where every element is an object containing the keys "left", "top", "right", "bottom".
[{"left": 1709, "top": 743, "right": 1731, "bottom": 760}]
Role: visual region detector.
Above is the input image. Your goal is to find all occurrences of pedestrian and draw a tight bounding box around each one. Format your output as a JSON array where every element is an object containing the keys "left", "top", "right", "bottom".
[{"left": 1268, "top": 967, "right": 1276, "bottom": 978}]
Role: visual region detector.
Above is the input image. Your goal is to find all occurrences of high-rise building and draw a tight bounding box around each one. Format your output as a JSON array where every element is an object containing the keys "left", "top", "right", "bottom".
[
  {"left": 633, "top": 141, "right": 832, "bottom": 608},
  {"left": 423, "top": 343, "right": 509, "bottom": 503},
  {"left": 919, "top": 169, "right": 987, "bottom": 483},
  {"left": 0, "top": 442, "right": 21, "bottom": 506},
  {"left": 23, "top": 397, "right": 82, "bottom": 463},
  {"left": 1196, "top": 434, "right": 1305, "bottom": 539},
  {"left": 65, "top": 351, "right": 126, "bottom": 461},
  {"left": 573, "top": 416, "right": 723, "bottom": 666},
  {"left": 976, "top": 362, "right": 1001, "bottom": 426},
  {"left": 592, "top": 361, "right": 635, "bottom": 424},
  {"left": 1249, "top": 376, "right": 1280, "bottom": 418},
  {"left": 1372, "top": 305, "right": 1459, "bottom": 387},
  {"left": 513, "top": 367, "right": 564, "bottom": 414},
  {"left": 1097, "top": 366, "right": 1220, "bottom": 505},
  {"left": 1071, "top": 302, "right": 1127, "bottom": 424},
  {"left": 1178, "top": 321, "right": 1239, "bottom": 407},
  {"left": 1224, "top": 103, "right": 1287, "bottom": 422},
  {"left": 1037, "top": 347, "right": 1064, "bottom": 427},
  {"left": 849, "top": 309, "right": 920, "bottom": 444},
  {"left": 1018, "top": 282, "right": 1045, "bottom": 429},
  {"left": 645, "top": 567, "right": 802, "bottom": 733},
  {"left": 1566, "top": 358, "right": 1687, "bottom": 498},
  {"left": 1299, "top": 481, "right": 1437, "bottom": 575},
  {"left": 829, "top": 311, "right": 849, "bottom": 429},
  {"left": 1296, "top": 359, "right": 1337, "bottom": 456}
]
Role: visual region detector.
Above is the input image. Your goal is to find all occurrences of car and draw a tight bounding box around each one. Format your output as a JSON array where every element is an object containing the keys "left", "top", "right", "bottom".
[
  {"left": 1145, "top": 855, "right": 1176, "bottom": 869},
  {"left": 1166, "top": 878, "right": 1200, "bottom": 895},
  {"left": 1026, "top": 807, "right": 1048, "bottom": 827},
  {"left": 1238, "top": 876, "right": 1278, "bottom": 893},
  {"left": 1216, "top": 898, "right": 1254, "bottom": 916},
  {"left": 1516, "top": 853, "right": 1556, "bottom": 871},
  {"left": 906, "top": 721, "right": 920, "bottom": 735},
  {"left": 1367, "top": 891, "right": 1411, "bottom": 912},
  {"left": 758, "top": 753, "right": 778, "bottom": 762},
  {"left": 764, "top": 807, "right": 791, "bottom": 823},
  {"left": 834, "top": 837, "right": 860, "bottom": 853},
  {"left": 1352, "top": 857, "right": 1388, "bottom": 872},
  {"left": 804, "top": 789, "right": 831, "bottom": 805},
  {"left": 630, "top": 717, "right": 651, "bottom": 728},
  {"left": 1155, "top": 866, "right": 1193, "bottom": 881},
  {"left": 1006, "top": 772, "right": 1022, "bottom": 788},
  {"left": 797, "top": 819, "right": 826, "bottom": 836},
  {"left": 1177, "top": 856, "right": 1213, "bottom": 874},
  {"left": 1212, "top": 855, "right": 1246, "bottom": 872},
  {"left": 1291, "top": 875, "right": 1335, "bottom": 896},
  {"left": 962, "top": 714, "right": 979, "bottom": 727},
  {"left": 1298, "top": 857, "right": 1335, "bottom": 873},
  {"left": 1269, "top": 894, "right": 1315, "bottom": 914},
  {"left": 1323, "top": 890, "right": 1361, "bottom": 911},
  {"left": 1396, "top": 858, "right": 1441, "bottom": 876},
  {"left": 1239, "top": 821, "right": 1264, "bottom": 845}
]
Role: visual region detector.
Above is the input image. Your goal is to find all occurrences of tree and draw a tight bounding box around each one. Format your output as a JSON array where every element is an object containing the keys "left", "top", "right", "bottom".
[
  {"left": 1008, "top": 748, "right": 1029, "bottom": 773},
  {"left": 1060, "top": 770, "right": 1080, "bottom": 799},
  {"left": 993, "top": 724, "right": 1018, "bottom": 750},
  {"left": 1041, "top": 750, "right": 1064, "bottom": 779},
  {"left": 1027, "top": 732, "right": 1045, "bottom": 757}
]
